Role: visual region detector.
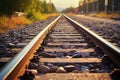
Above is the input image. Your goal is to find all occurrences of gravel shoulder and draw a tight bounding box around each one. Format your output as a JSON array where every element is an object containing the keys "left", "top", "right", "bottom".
[{"left": 69, "top": 15, "right": 120, "bottom": 48}]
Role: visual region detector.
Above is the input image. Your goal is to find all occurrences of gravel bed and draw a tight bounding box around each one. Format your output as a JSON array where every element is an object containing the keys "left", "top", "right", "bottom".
[
  {"left": 69, "top": 15, "right": 120, "bottom": 47},
  {"left": 0, "top": 17, "right": 57, "bottom": 57}
]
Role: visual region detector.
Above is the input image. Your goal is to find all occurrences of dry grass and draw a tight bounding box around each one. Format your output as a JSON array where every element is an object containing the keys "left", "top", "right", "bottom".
[
  {"left": 0, "top": 13, "right": 58, "bottom": 34},
  {"left": 0, "top": 16, "right": 30, "bottom": 33},
  {"left": 88, "top": 13, "right": 120, "bottom": 19}
]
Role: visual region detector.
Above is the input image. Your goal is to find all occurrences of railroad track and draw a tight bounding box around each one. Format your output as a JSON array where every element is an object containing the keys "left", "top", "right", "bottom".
[{"left": 0, "top": 14, "right": 120, "bottom": 80}]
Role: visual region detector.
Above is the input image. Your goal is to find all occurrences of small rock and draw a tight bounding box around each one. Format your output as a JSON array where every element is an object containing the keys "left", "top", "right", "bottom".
[
  {"left": 81, "top": 65, "right": 89, "bottom": 72},
  {"left": 95, "top": 68, "right": 103, "bottom": 73},
  {"left": 27, "top": 69, "right": 38, "bottom": 75},
  {"left": 13, "top": 40, "right": 19, "bottom": 44},
  {"left": 37, "top": 65, "right": 50, "bottom": 73},
  {"left": 50, "top": 66, "right": 58, "bottom": 73},
  {"left": 64, "top": 65, "right": 75, "bottom": 72},
  {"left": 57, "top": 52, "right": 64, "bottom": 58},
  {"left": 83, "top": 69, "right": 90, "bottom": 73},
  {"left": 30, "top": 55, "right": 40, "bottom": 63},
  {"left": 63, "top": 45, "right": 69, "bottom": 48},
  {"left": 38, "top": 62, "right": 44, "bottom": 66},
  {"left": 65, "top": 56, "right": 72, "bottom": 58},
  {"left": 47, "top": 63, "right": 54, "bottom": 68},
  {"left": 90, "top": 69, "right": 96, "bottom": 73},
  {"left": 89, "top": 64, "right": 95, "bottom": 69},
  {"left": 56, "top": 67, "right": 67, "bottom": 73},
  {"left": 20, "top": 69, "right": 37, "bottom": 80},
  {"left": 69, "top": 50, "right": 78, "bottom": 56},
  {"left": 80, "top": 52, "right": 90, "bottom": 58},
  {"left": 8, "top": 43, "right": 15, "bottom": 48},
  {"left": 28, "top": 63, "right": 38, "bottom": 69},
  {"left": 8, "top": 43, "right": 15, "bottom": 46},
  {"left": 72, "top": 54, "right": 82, "bottom": 58},
  {"left": 72, "top": 70, "right": 80, "bottom": 73},
  {"left": 41, "top": 52, "right": 57, "bottom": 58},
  {"left": 47, "top": 63, "right": 58, "bottom": 72},
  {"left": 74, "top": 64, "right": 81, "bottom": 70}
]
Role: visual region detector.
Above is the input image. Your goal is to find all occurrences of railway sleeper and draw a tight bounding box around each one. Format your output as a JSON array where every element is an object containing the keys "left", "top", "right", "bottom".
[{"left": 19, "top": 16, "right": 120, "bottom": 80}]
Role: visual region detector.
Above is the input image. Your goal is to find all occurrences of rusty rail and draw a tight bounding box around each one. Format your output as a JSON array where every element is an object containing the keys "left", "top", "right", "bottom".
[{"left": 0, "top": 15, "right": 62, "bottom": 80}]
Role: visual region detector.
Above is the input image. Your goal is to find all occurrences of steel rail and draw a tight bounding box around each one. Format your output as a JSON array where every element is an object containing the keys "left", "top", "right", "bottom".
[
  {"left": 0, "top": 15, "right": 62, "bottom": 80},
  {"left": 64, "top": 14, "right": 120, "bottom": 68}
]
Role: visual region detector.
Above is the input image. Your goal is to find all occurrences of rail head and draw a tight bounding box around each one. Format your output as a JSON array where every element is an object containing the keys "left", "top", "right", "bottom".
[
  {"left": 0, "top": 14, "right": 62, "bottom": 80},
  {"left": 64, "top": 14, "right": 120, "bottom": 67}
]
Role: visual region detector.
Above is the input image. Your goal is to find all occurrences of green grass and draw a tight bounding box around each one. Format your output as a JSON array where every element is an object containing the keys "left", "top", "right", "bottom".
[{"left": 26, "top": 10, "right": 58, "bottom": 21}]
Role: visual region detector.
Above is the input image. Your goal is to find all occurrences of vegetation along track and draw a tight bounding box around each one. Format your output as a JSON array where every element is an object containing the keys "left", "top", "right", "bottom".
[{"left": 0, "top": 14, "right": 120, "bottom": 80}]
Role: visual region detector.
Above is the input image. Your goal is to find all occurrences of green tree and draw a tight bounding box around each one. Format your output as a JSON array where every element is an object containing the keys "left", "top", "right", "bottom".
[
  {"left": 0, "top": 0, "right": 57, "bottom": 16},
  {"left": 62, "top": 6, "right": 74, "bottom": 13},
  {"left": 35, "top": 0, "right": 43, "bottom": 12},
  {"left": 42, "top": 0, "right": 49, "bottom": 13},
  {"left": 51, "top": 3, "right": 57, "bottom": 12},
  {"left": 0, "top": 0, "right": 34, "bottom": 16}
]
